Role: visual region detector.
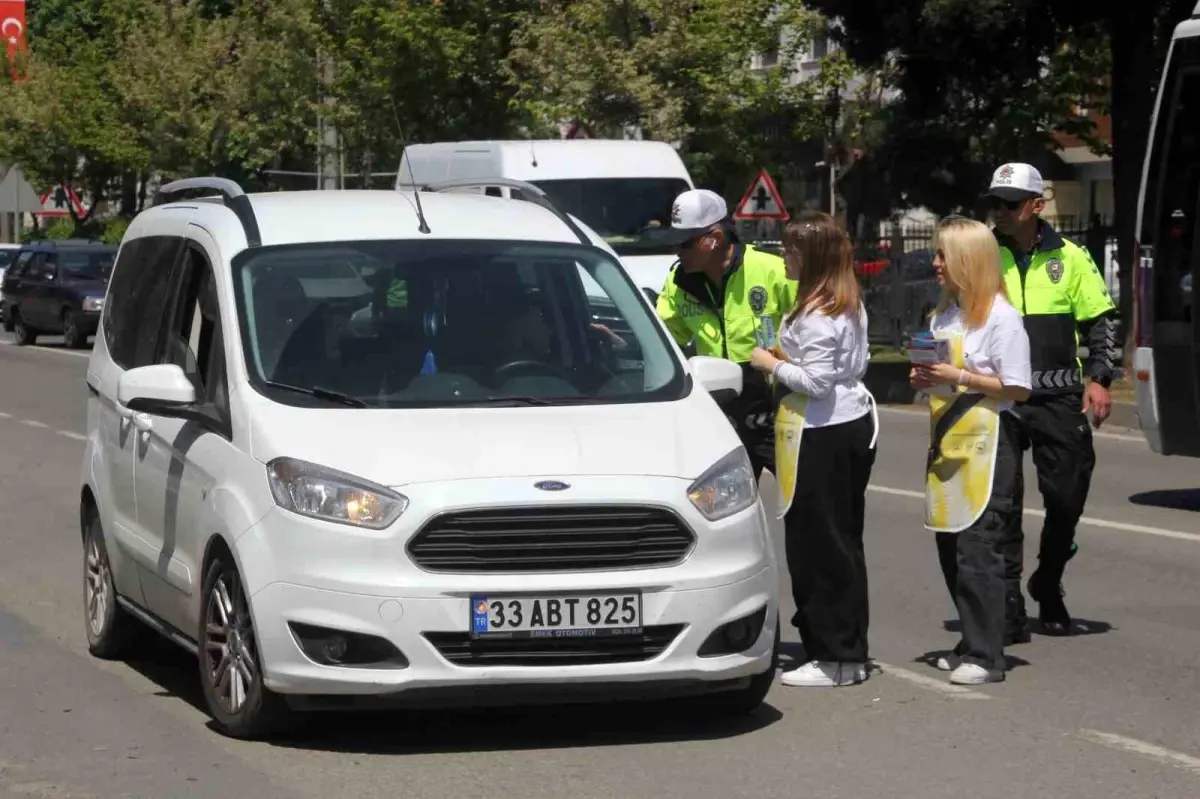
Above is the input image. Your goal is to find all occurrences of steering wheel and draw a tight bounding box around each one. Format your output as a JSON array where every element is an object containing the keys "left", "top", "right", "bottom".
[{"left": 492, "top": 360, "right": 573, "bottom": 384}]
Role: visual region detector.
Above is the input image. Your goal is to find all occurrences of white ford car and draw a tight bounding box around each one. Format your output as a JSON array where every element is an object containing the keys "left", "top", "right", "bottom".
[{"left": 79, "top": 176, "right": 780, "bottom": 739}]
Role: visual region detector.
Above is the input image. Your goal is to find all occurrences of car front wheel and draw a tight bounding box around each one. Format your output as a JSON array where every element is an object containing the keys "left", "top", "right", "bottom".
[
  {"left": 83, "top": 505, "right": 143, "bottom": 658},
  {"left": 198, "top": 553, "right": 288, "bottom": 739}
]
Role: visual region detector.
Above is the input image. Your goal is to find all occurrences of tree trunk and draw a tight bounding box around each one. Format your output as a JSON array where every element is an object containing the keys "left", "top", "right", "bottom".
[{"left": 1109, "top": 7, "right": 1156, "bottom": 370}]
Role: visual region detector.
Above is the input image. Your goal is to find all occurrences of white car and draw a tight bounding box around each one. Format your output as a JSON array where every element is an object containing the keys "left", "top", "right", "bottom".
[{"left": 80, "top": 177, "right": 780, "bottom": 739}]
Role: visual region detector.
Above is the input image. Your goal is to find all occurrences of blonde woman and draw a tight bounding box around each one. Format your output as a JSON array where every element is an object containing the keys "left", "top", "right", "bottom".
[
  {"left": 749, "top": 211, "right": 878, "bottom": 688},
  {"left": 911, "top": 216, "right": 1032, "bottom": 685}
]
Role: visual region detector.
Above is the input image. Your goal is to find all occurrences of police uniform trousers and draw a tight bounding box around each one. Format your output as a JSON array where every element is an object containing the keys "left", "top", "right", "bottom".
[
  {"left": 724, "top": 369, "right": 777, "bottom": 480},
  {"left": 1003, "top": 392, "right": 1096, "bottom": 632},
  {"left": 936, "top": 411, "right": 1024, "bottom": 671},
  {"left": 784, "top": 412, "right": 876, "bottom": 663}
]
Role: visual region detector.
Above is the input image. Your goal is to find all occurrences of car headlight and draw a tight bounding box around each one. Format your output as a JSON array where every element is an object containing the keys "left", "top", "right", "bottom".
[
  {"left": 83, "top": 297, "right": 104, "bottom": 312},
  {"left": 687, "top": 447, "right": 758, "bottom": 521},
  {"left": 266, "top": 457, "right": 408, "bottom": 529}
]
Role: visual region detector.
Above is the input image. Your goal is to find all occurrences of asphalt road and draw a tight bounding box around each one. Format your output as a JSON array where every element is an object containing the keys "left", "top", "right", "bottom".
[{"left": 2, "top": 335, "right": 1199, "bottom": 799}]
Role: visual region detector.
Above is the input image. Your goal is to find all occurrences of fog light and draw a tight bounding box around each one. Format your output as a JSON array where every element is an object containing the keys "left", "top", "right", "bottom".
[
  {"left": 697, "top": 606, "right": 768, "bottom": 658},
  {"left": 723, "top": 619, "right": 754, "bottom": 650},
  {"left": 322, "top": 635, "right": 349, "bottom": 663},
  {"left": 289, "top": 622, "right": 409, "bottom": 669}
]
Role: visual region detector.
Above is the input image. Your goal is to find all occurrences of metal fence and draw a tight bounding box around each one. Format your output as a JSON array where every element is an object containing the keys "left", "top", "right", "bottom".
[{"left": 748, "top": 216, "right": 1117, "bottom": 349}]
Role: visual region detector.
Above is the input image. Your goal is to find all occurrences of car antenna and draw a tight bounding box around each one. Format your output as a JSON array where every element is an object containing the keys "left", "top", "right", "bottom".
[
  {"left": 390, "top": 96, "right": 431, "bottom": 234},
  {"left": 529, "top": 138, "right": 538, "bottom": 168}
]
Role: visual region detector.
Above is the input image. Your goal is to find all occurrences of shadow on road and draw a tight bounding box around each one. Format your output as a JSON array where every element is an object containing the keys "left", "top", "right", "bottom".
[
  {"left": 1129, "top": 489, "right": 1200, "bottom": 513},
  {"left": 122, "top": 635, "right": 784, "bottom": 754}
]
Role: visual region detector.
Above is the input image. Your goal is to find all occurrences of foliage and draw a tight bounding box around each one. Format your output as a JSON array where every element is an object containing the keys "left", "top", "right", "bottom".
[{"left": 505, "top": 0, "right": 851, "bottom": 191}]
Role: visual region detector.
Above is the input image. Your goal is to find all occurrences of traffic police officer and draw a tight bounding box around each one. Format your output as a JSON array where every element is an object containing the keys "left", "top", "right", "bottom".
[
  {"left": 986, "top": 163, "right": 1119, "bottom": 639},
  {"left": 655, "top": 188, "right": 797, "bottom": 479}
]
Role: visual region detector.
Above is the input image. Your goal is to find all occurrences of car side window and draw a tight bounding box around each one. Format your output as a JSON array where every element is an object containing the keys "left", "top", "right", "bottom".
[
  {"left": 163, "top": 247, "right": 230, "bottom": 429},
  {"left": 7, "top": 251, "right": 34, "bottom": 277},
  {"left": 103, "top": 236, "right": 183, "bottom": 369}
]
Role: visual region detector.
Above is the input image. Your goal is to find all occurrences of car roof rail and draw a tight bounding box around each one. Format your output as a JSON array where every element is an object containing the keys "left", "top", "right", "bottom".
[
  {"left": 154, "top": 177, "right": 262, "bottom": 248},
  {"left": 412, "top": 177, "right": 592, "bottom": 247}
]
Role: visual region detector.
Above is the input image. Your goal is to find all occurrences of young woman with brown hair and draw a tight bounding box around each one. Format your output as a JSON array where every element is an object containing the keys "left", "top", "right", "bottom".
[
  {"left": 911, "top": 216, "right": 1032, "bottom": 685},
  {"left": 749, "top": 210, "right": 878, "bottom": 688}
]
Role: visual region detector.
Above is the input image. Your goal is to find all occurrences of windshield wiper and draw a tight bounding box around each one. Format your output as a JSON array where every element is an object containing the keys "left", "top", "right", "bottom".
[
  {"left": 262, "top": 380, "right": 368, "bottom": 408},
  {"left": 464, "top": 396, "right": 599, "bottom": 407}
]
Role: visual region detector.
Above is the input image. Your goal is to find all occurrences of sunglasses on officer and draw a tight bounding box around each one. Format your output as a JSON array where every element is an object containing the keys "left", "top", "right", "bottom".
[{"left": 986, "top": 195, "right": 1033, "bottom": 212}]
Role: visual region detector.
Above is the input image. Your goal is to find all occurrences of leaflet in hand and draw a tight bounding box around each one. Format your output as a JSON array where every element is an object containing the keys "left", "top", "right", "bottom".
[
  {"left": 908, "top": 331, "right": 949, "bottom": 364},
  {"left": 755, "top": 316, "right": 777, "bottom": 349}
]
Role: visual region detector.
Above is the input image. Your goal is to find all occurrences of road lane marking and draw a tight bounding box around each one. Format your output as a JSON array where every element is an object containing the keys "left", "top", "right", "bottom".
[
  {"left": 0, "top": 411, "right": 10, "bottom": 419},
  {"left": 56, "top": 430, "right": 87, "bottom": 441},
  {"left": 874, "top": 662, "right": 992, "bottom": 700},
  {"left": 0, "top": 339, "right": 92, "bottom": 358},
  {"left": 19, "top": 419, "right": 49, "bottom": 429},
  {"left": 867, "top": 485, "right": 1200, "bottom": 544},
  {"left": 1078, "top": 730, "right": 1200, "bottom": 776},
  {"left": 876, "top": 405, "right": 1147, "bottom": 443}
]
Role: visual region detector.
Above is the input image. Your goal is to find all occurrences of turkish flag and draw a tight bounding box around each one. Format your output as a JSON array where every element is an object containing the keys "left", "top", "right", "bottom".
[{"left": 1, "top": 0, "right": 27, "bottom": 61}]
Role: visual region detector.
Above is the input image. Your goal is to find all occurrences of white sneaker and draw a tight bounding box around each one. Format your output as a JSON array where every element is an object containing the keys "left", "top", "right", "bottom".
[
  {"left": 780, "top": 660, "right": 867, "bottom": 687},
  {"left": 934, "top": 654, "right": 960, "bottom": 672},
  {"left": 949, "top": 662, "right": 1004, "bottom": 685}
]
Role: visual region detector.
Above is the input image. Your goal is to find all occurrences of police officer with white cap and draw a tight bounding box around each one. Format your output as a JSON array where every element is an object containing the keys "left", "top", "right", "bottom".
[
  {"left": 654, "top": 189, "right": 797, "bottom": 478},
  {"left": 985, "top": 162, "right": 1119, "bottom": 639}
]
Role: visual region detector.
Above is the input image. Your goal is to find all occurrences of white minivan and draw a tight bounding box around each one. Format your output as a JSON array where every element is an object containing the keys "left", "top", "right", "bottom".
[
  {"left": 396, "top": 139, "right": 694, "bottom": 301},
  {"left": 80, "top": 176, "right": 780, "bottom": 739}
]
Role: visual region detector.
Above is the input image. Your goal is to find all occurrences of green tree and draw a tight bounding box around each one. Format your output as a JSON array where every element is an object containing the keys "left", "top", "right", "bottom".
[
  {"left": 316, "top": 0, "right": 538, "bottom": 187},
  {"left": 805, "top": 0, "right": 1195, "bottom": 339},
  {"left": 504, "top": 0, "right": 849, "bottom": 195}
]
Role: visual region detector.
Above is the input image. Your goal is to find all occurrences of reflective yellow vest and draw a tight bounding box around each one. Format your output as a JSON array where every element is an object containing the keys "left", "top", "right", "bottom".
[
  {"left": 996, "top": 224, "right": 1115, "bottom": 394},
  {"left": 655, "top": 244, "right": 797, "bottom": 363}
]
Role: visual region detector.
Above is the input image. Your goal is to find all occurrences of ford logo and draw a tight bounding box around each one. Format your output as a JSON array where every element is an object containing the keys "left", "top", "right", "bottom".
[{"left": 534, "top": 480, "right": 570, "bottom": 492}]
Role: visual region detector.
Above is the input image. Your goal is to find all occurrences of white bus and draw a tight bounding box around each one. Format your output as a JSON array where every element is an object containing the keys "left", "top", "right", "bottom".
[{"left": 1133, "top": 4, "right": 1200, "bottom": 456}]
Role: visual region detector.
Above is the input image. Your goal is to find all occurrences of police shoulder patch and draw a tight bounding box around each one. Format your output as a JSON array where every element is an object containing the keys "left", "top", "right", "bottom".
[
  {"left": 749, "top": 285, "right": 768, "bottom": 313},
  {"left": 1045, "top": 258, "right": 1064, "bottom": 284}
]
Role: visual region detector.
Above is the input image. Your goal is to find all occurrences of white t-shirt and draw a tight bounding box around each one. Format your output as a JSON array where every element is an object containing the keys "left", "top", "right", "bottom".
[
  {"left": 772, "top": 302, "right": 874, "bottom": 428},
  {"left": 928, "top": 294, "right": 1032, "bottom": 413}
]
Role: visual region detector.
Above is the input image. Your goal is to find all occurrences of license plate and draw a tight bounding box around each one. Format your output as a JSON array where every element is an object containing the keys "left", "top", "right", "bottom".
[{"left": 469, "top": 592, "right": 642, "bottom": 639}]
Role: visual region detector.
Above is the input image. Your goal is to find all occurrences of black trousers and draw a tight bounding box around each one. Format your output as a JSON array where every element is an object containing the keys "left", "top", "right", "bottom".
[
  {"left": 1004, "top": 392, "right": 1096, "bottom": 627},
  {"left": 936, "top": 411, "right": 1024, "bottom": 671},
  {"left": 783, "top": 412, "right": 877, "bottom": 663},
  {"left": 722, "top": 384, "right": 775, "bottom": 480}
]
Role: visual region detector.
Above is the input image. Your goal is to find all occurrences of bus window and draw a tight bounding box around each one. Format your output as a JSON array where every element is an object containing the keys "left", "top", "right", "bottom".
[{"left": 1151, "top": 70, "right": 1200, "bottom": 323}]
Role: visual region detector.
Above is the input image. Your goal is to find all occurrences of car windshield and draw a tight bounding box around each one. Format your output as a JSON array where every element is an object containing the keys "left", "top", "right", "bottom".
[
  {"left": 529, "top": 178, "right": 691, "bottom": 257},
  {"left": 232, "top": 239, "right": 688, "bottom": 409},
  {"left": 59, "top": 249, "right": 116, "bottom": 280}
]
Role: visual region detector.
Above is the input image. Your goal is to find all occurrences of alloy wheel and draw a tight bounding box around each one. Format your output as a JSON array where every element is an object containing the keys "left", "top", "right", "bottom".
[{"left": 203, "top": 569, "right": 260, "bottom": 716}]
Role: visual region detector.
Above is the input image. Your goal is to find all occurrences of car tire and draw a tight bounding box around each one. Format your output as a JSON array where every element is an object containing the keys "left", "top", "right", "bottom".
[
  {"left": 197, "top": 553, "right": 289, "bottom": 740},
  {"left": 11, "top": 311, "right": 36, "bottom": 346},
  {"left": 687, "top": 613, "right": 780, "bottom": 718},
  {"left": 83, "top": 505, "right": 143, "bottom": 659},
  {"left": 63, "top": 309, "right": 86, "bottom": 349}
]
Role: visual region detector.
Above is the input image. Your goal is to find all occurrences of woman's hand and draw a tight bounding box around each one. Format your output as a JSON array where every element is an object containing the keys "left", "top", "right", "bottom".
[
  {"left": 910, "top": 366, "right": 935, "bottom": 389},
  {"left": 750, "top": 346, "right": 780, "bottom": 373},
  {"left": 913, "top": 362, "right": 963, "bottom": 386}
]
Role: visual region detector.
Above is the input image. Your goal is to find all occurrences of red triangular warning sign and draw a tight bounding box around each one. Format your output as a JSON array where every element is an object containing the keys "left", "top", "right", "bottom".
[{"left": 733, "top": 169, "right": 788, "bottom": 221}]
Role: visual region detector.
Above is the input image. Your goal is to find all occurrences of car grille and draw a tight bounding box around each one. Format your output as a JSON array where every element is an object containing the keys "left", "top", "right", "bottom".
[
  {"left": 406, "top": 506, "right": 696, "bottom": 573},
  {"left": 423, "top": 625, "right": 685, "bottom": 667}
]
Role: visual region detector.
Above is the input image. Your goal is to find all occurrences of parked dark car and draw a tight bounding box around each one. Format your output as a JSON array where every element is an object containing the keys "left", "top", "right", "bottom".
[{"left": 1, "top": 239, "right": 116, "bottom": 348}]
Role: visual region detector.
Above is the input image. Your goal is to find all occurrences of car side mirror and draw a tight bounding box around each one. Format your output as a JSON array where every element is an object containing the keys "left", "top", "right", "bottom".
[
  {"left": 118, "top": 364, "right": 199, "bottom": 417},
  {"left": 689, "top": 355, "right": 743, "bottom": 405}
]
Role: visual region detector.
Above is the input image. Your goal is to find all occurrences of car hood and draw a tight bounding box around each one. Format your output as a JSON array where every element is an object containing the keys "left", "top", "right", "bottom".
[{"left": 247, "top": 391, "right": 740, "bottom": 488}]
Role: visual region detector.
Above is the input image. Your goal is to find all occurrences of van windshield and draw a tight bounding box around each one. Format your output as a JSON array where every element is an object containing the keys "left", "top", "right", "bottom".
[
  {"left": 231, "top": 239, "right": 689, "bottom": 409},
  {"left": 530, "top": 178, "right": 691, "bottom": 256}
]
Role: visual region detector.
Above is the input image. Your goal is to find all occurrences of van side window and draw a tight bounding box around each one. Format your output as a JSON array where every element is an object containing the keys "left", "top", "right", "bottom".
[
  {"left": 7, "top": 251, "right": 34, "bottom": 277},
  {"left": 164, "top": 247, "right": 230, "bottom": 429},
  {"left": 103, "top": 236, "right": 183, "bottom": 369}
]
